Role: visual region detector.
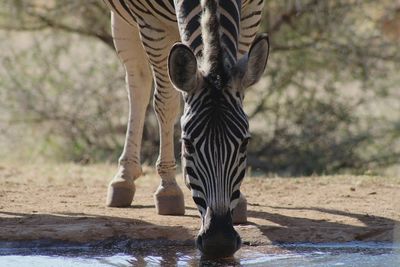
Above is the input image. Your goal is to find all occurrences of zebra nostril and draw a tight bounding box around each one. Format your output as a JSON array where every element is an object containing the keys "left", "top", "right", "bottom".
[
  {"left": 236, "top": 235, "right": 242, "bottom": 249},
  {"left": 196, "top": 235, "right": 203, "bottom": 251}
]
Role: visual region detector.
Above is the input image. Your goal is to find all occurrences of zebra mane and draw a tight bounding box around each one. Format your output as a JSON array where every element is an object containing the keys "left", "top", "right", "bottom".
[{"left": 200, "top": 0, "right": 225, "bottom": 76}]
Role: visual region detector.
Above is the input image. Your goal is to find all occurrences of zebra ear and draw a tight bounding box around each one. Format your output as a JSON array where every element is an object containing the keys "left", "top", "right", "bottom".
[
  {"left": 238, "top": 34, "right": 270, "bottom": 89},
  {"left": 168, "top": 43, "right": 201, "bottom": 93}
]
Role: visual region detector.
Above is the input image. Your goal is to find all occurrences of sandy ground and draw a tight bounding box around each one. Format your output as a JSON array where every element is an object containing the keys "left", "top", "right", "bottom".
[{"left": 0, "top": 163, "right": 399, "bottom": 245}]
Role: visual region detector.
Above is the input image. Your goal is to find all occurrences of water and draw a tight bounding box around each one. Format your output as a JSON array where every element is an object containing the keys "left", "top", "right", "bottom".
[{"left": 0, "top": 240, "right": 399, "bottom": 267}]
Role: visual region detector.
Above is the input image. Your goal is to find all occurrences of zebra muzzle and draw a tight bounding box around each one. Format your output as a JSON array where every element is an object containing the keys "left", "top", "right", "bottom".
[{"left": 196, "top": 207, "right": 241, "bottom": 258}]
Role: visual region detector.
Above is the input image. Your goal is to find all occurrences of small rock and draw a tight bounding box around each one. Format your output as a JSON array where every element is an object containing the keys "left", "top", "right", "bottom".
[{"left": 350, "top": 187, "right": 356, "bottom": 191}]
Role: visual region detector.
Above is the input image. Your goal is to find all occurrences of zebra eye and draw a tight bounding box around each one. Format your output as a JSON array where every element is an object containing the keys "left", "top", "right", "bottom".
[
  {"left": 240, "top": 138, "right": 250, "bottom": 153},
  {"left": 183, "top": 139, "right": 195, "bottom": 154}
]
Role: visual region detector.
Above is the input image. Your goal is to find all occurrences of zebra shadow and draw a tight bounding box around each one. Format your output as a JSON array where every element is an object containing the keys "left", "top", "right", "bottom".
[
  {"left": 0, "top": 210, "right": 196, "bottom": 240},
  {"left": 245, "top": 205, "right": 399, "bottom": 244}
]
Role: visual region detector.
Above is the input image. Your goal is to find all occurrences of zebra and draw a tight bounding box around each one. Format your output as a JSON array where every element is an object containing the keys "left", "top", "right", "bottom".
[{"left": 103, "top": 0, "right": 269, "bottom": 258}]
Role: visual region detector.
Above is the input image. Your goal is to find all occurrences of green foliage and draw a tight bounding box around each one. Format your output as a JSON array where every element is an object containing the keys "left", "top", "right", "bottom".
[
  {"left": 0, "top": 32, "right": 127, "bottom": 162},
  {"left": 245, "top": 0, "right": 400, "bottom": 175}
]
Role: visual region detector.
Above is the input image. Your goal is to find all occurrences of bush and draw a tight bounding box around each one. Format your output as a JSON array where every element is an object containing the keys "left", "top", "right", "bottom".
[{"left": 0, "top": 0, "right": 399, "bottom": 175}]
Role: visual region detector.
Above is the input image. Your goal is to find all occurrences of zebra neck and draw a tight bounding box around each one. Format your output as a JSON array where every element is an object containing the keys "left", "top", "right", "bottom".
[{"left": 175, "top": 0, "right": 241, "bottom": 66}]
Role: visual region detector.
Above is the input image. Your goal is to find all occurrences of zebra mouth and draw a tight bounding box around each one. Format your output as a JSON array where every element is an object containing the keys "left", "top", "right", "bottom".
[
  {"left": 196, "top": 207, "right": 241, "bottom": 258},
  {"left": 197, "top": 234, "right": 241, "bottom": 259}
]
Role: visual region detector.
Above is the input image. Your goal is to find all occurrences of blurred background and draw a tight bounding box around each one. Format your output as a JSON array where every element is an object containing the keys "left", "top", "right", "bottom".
[{"left": 0, "top": 0, "right": 399, "bottom": 177}]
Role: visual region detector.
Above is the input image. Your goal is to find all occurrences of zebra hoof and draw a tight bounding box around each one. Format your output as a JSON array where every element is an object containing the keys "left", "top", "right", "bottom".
[
  {"left": 106, "top": 178, "right": 135, "bottom": 207},
  {"left": 232, "top": 193, "right": 247, "bottom": 224},
  {"left": 154, "top": 182, "right": 185, "bottom": 215}
]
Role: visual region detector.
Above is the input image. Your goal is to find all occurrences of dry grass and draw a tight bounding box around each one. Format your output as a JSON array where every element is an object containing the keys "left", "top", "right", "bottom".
[{"left": 1, "top": 161, "right": 399, "bottom": 188}]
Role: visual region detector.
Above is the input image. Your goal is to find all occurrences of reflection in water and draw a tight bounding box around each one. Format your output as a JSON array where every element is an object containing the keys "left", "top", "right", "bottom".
[{"left": 0, "top": 241, "right": 399, "bottom": 267}]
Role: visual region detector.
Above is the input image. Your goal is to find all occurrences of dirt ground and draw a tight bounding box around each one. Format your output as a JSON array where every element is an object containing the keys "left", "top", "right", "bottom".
[{"left": 0, "top": 163, "right": 399, "bottom": 245}]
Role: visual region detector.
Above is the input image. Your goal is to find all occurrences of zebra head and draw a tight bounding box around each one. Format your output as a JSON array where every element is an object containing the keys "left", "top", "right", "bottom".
[{"left": 168, "top": 0, "right": 269, "bottom": 258}]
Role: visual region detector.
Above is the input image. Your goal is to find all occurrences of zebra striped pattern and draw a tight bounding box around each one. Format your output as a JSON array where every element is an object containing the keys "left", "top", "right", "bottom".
[
  {"left": 181, "top": 85, "right": 251, "bottom": 215},
  {"left": 104, "top": 0, "right": 264, "bottom": 217},
  {"left": 105, "top": 0, "right": 263, "bottom": 57}
]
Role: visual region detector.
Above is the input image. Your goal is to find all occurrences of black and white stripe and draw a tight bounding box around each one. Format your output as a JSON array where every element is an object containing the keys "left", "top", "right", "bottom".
[
  {"left": 104, "top": 0, "right": 264, "bottom": 216},
  {"left": 181, "top": 83, "right": 250, "bottom": 215},
  {"left": 105, "top": 0, "right": 263, "bottom": 59}
]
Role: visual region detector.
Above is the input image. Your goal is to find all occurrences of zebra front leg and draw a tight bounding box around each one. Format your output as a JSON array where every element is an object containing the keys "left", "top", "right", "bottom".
[
  {"left": 136, "top": 22, "right": 184, "bottom": 214},
  {"left": 106, "top": 13, "right": 152, "bottom": 207},
  {"left": 153, "top": 84, "right": 185, "bottom": 215}
]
